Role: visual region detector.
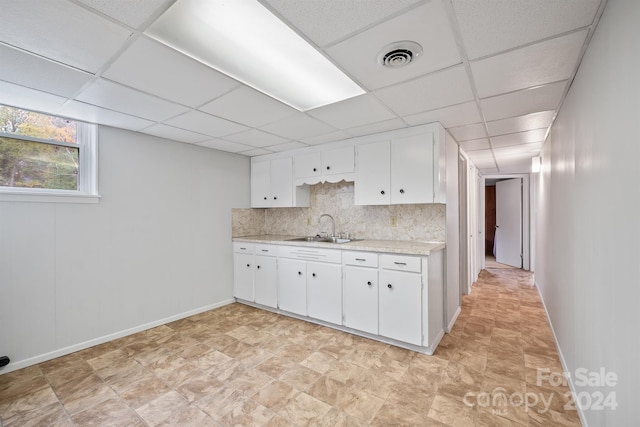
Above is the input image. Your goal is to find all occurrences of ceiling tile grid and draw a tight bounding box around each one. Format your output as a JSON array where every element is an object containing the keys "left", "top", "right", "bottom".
[{"left": 0, "top": 0, "right": 606, "bottom": 173}]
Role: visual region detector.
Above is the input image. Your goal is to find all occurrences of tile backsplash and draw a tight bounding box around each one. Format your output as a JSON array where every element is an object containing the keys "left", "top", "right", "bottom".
[{"left": 232, "top": 181, "right": 445, "bottom": 241}]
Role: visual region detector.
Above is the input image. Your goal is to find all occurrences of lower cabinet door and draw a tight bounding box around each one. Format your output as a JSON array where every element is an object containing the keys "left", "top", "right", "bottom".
[
  {"left": 233, "top": 253, "right": 254, "bottom": 301},
  {"left": 343, "top": 266, "right": 378, "bottom": 335},
  {"left": 379, "top": 270, "right": 422, "bottom": 345},
  {"left": 307, "top": 262, "right": 342, "bottom": 324},
  {"left": 254, "top": 256, "right": 277, "bottom": 308},
  {"left": 277, "top": 258, "right": 307, "bottom": 315}
]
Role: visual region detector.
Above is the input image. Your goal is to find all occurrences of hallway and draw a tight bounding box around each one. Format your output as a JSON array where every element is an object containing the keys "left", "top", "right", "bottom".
[{"left": 0, "top": 268, "right": 578, "bottom": 426}]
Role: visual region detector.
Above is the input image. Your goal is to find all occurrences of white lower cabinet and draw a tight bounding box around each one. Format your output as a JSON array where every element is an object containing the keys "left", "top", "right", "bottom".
[
  {"left": 343, "top": 266, "right": 378, "bottom": 335},
  {"left": 378, "top": 253, "right": 424, "bottom": 346},
  {"left": 234, "top": 252, "right": 254, "bottom": 301},
  {"left": 254, "top": 255, "right": 277, "bottom": 307},
  {"left": 307, "top": 261, "right": 342, "bottom": 324},
  {"left": 277, "top": 258, "right": 307, "bottom": 316}
]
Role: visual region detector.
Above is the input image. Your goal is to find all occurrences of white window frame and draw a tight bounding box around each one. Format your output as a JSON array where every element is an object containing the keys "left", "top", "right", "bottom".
[{"left": 0, "top": 119, "right": 99, "bottom": 204}]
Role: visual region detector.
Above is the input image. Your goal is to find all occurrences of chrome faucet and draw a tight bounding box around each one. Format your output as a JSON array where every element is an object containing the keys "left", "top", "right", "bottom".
[{"left": 318, "top": 214, "right": 335, "bottom": 238}]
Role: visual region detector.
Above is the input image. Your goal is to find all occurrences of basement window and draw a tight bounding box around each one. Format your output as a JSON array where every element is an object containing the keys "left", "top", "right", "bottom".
[{"left": 0, "top": 104, "right": 98, "bottom": 203}]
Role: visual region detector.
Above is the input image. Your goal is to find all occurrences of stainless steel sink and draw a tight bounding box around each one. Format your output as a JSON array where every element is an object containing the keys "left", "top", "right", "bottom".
[{"left": 286, "top": 236, "right": 360, "bottom": 244}]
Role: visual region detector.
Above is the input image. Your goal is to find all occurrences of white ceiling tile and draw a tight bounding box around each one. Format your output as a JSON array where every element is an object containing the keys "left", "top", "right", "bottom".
[
  {"left": 494, "top": 143, "right": 543, "bottom": 157},
  {"left": 0, "top": 81, "right": 67, "bottom": 114},
  {"left": 223, "top": 129, "right": 290, "bottom": 148},
  {"left": 260, "top": 113, "right": 336, "bottom": 140},
  {"left": 404, "top": 101, "right": 481, "bottom": 128},
  {"left": 0, "top": 0, "right": 132, "bottom": 73},
  {"left": 77, "top": 79, "right": 189, "bottom": 121},
  {"left": 140, "top": 124, "right": 211, "bottom": 143},
  {"left": 459, "top": 138, "right": 490, "bottom": 152},
  {"left": 491, "top": 129, "right": 547, "bottom": 148},
  {"left": 263, "top": 0, "right": 421, "bottom": 47},
  {"left": 76, "top": 0, "right": 171, "bottom": 29},
  {"left": 239, "top": 148, "right": 273, "bottom": 157},
  {"left": 59, "top": 101, "right": 154, "bottom": 131},
  {"left": 307, "top": 94, "right": 396, "bottom": 129},
  {"left": 326, "top": 1, "right": 461, "bottom": 90},
  {"left": 375, "top": 66, "right": 474, "bottom": 116},
  {"left": 302, "top": 131, "right": 351, "bottom": 146},
  {"left": 0, "top": 44, "right": 93, "bottom": 97},
  {"left": 452, "top": 0, "right": 601, "bottom": 59},
  {"left": 196, "top": 139, "right": 253, "bottom": 153},
  {"left": 165, "top": 110, "right": 248, "bottom": 137},
  {"left": 199, "top": 85, "right": 297, "bottom": 128},
  {"left": 479, "top": 168, "right": 499, "bottom": 174},
  {"left": 103, "top": 37, "right": 240, "bottom": 108},
  {"left": 469, "top": 157, "right": 497, "bottom": 169},
  {"left": 345, "top": 119, "right": 407, "bottom": 137},
  {"left": 265, "top": 142, "right": 309, "bottom": 152},
  {"left": 487, "top": 111, "right": 555, "bottom": 136},
  {"left": 466, "top": 150, "right": 494, "bottom": 159},
  {"left": 472, "top": 30, "right": 588, "bottom": 98},
  {"left": 449, "top": 123, "right": 486, "bottom": 142},
  {"left": 481, "top": 81, "right": 567, "bottom": 121}
]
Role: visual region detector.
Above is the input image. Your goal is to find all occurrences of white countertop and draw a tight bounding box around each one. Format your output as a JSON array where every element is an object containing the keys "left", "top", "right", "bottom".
[{"left": 232, "top": 235, "right": 445, "bottom": 256}]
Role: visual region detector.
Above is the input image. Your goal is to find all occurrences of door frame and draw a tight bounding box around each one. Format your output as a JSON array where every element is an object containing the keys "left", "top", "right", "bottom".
[{"left": 481, "top": 173, "right": 531, "bottom": 271}]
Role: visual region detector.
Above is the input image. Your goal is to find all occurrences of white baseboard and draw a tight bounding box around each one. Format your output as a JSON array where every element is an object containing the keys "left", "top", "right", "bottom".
[
  {"left": 0, "top": 299, "right": 235, "bottom": 375},
  {"left": 534, "top": 280, "right": 588, "bottom": 427},
  {"left": 446, "top": 306, "right": 462, "bottom": 333}
]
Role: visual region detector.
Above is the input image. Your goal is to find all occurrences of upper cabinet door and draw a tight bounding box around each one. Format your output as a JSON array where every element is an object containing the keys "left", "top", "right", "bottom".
[
  {"left": 270, "top": 157, "right": 293, "bottom": 207},
  {"left": 322, "top": 146, "right": 354, "bottom": 176},
  {"left": 355, "top": 141, "right": 391, "bottom": 205},
  {"left": 251, "top": 160, "right": 271, "bottom": 208},
  {"left": 391, "top": 133, "right": 434, "bottom": 204},
  {"left": 294, "top": 152, "right": 322, "bottom": 179}
]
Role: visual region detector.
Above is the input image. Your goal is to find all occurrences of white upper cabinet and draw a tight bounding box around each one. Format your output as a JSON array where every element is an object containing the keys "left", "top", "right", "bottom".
[
  {"left": 356, "top": 130, "right": 444, "bottom": 205},
  {"left": 294, "top": 146, "right": 355, "bottom": 185},
  {"left": 251, "top": 157, "right": 309, "bottom": 207}
]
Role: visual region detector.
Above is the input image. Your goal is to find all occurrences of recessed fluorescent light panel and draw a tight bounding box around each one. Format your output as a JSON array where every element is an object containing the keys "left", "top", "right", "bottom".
[{"left": 146, "top": 0, "right": 365, "bottom": 111}]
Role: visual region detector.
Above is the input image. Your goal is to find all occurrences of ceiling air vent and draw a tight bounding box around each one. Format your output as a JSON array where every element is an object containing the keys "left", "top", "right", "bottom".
[{"left": 378, "top": 41, "right": 423, "bottom": 68}]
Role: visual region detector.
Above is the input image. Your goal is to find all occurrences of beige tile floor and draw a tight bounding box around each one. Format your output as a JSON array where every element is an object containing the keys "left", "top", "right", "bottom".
[{"left": 0, "top": 267, "right": 581, "bottom": 426}]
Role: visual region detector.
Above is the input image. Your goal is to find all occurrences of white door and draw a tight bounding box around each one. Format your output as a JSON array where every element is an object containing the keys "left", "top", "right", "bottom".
[
  {"left": 495, "top": 178, "right": 522, "bottom": 268},
  {"left": 254, "top": 256, "right": 277, "bottom": 308},
  {"left": 307, "top": 262, "right": 342, "bottom": 325},
  {"left": 277, "top": 258, "right": 307, "bottom": 315},
  {"left": 379, "top": 270, "right": 422, "bottom": 345},
  {"left": 233, "top": 253, "right": 254, "bottom": 301},
  {"left": 343, "top": 266, "right": 378, "bottom": 334}
]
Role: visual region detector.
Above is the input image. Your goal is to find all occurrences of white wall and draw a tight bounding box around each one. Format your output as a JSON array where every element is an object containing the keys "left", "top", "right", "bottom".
[
  {"left": 0, "top": 126, "right": 250, "bottom": 372},
  {"left": 444, "top": 132, "right": 460, "bottom": 330},
  {"left": 534, "top": 1, "right": 640, "bottom": 425}
]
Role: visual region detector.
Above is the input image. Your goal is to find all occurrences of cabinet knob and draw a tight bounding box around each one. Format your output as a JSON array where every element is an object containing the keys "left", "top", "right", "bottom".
[
  {"left": 312, "top": 273, "right": 316, "bottom": 277},
  {"left": 313, "top": 168, "right": 317, "bottom": 172},
  {"left": 387, "top": 284, "right": 393, "bottom": 289},
  {"left": 367, "top": 281, "right": 372, "bottom": 286},
  {"left": 326, "top": 166, "right": 330, "bottom": 170},
  {"left": 298, "top": 271, "right": 302, "bottom": 275},
  {"left": 399, "top": 189, "right": 405, "bottom": 194},
  {"left": 273, "top": 196, "right": 277, "bottom": 200},
  {"left": 380, "top": 190, "right": 385, "bottom": 195},
  {"left": 246, "top": 264, "right": 250, "bottom": 267},
  {"left": 257, "top": 265, "right": 261, "bottom": 269},
  {"left": 263, "top": 196, "right": 267, "bottom": 200}
]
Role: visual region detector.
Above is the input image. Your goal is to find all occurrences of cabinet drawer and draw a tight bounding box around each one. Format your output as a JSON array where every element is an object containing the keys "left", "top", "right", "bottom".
[
  {"left": 342, "top": 251, "right": 378, "bottom": 268},
  {"left": 277, "top": 245, "right": 341, "bottom": 263},
  {"left": 380, "top": 254, "right": 421, "bottom": 273},
  {"left": 255, "top": 244, "right": 276, "bottom": 256},
  {"left": 233, "top": 242, "right": 254, "bottom": 254}
]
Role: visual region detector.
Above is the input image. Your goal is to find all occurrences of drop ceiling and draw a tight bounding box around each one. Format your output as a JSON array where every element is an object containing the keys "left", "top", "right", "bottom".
[{"left": 0, "top": 0, "right": 606, "bottom": 174}]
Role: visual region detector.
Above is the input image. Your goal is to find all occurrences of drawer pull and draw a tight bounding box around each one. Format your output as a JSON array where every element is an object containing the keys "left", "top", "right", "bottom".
[
  {"left": 312, "top": 273, "right": 316, "bottom": 277},
  {"left": 355, "top": 258, "right": 366, "bottom": 261},
  {"left": 387, "top": 284, "right": 393, "bottom": 289},
  {"left": 367, "top": 281, "right": 372, "bottom": 286},
  {"left": 298, "top": 271, "right": 303, "bottom": 275},
  {"left": 261, "top": 249, "right": 269, "bottom": 252},
  {"left": 240, "top": 247, "right": 247, "bottom": 250},
  {"left": 394, "top": 262, "right": 407, "bottom": 266},
  {"left": 246, "top": 264, "right": 250, "bottom": 267},
  {"left": 257, "top": 265, "right": 261, "bottom": 269}
]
